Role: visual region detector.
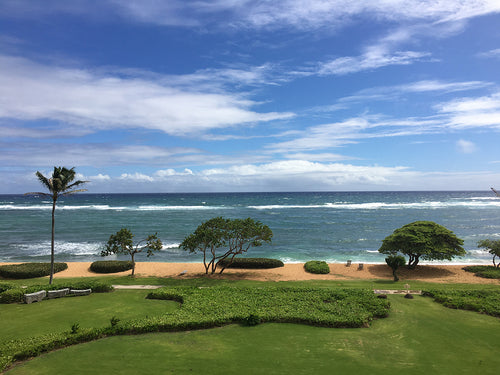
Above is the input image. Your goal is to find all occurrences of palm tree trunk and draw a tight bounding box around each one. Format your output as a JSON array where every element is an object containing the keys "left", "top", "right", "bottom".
[{"left": 49, "top": 198, "right": 56, "bottom": 285}]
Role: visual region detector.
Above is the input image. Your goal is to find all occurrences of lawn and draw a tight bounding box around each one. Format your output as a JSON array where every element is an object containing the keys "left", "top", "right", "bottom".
[
  {"left": 4, "top": 294, "right": 500, "bottom": 375},
  {"left": 1, "top": 277, "right": 499, "bottom": 374}
]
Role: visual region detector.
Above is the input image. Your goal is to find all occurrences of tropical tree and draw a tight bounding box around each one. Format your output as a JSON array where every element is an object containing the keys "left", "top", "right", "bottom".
[
  {"left": 180, "top": 217, "right": 273, "bottom": 274},
  {"left": 26, "top": 167, "right": 88, "bottom": 284},
  {"left": 385, "top": 255, "right": 406, "bottom": 281},
  {"left": 378, "top": 221, "right": 465, "bottom": 269},
  {"left": 477, "top": 239, "right": 500, "bottom": 268},
  {"left": 101, "top": 228, "right": 162, "bottom": 276}
]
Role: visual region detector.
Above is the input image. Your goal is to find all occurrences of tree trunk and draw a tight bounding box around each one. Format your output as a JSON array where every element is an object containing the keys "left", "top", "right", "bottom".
[
  {"left": 392, "top": 269, "right": 399, "bottom": 282},
  {"left": 49, "top": 197, "right": 56, "bottom": 285},
  {"left": 407, "top": 255, "right": 419, "bottom": 269},
  {"left": 131, "top": 253, "right": 135, "bottom": 276}
]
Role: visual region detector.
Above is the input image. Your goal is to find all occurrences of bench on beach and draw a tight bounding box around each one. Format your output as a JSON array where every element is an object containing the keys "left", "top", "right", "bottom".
[
  {"left": 357, "top": 263, "right": 364, "bottom": 270},
  {"left": 24, "top": 290, "right": 46, "bottom": 304},
  {"left": 47, "top": 288, "right": 70, "bottom": 299},
  {"left": 69, "top": 288, "right": 92, "bottom": 296},
  {"left": 346, "top": 260, "right": 352, "bottom": 267}
]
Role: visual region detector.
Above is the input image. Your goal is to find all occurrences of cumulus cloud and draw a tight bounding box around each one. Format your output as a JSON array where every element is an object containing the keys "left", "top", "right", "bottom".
[{"left": 0, "top": 55, "right": 293, "bottom": 136}]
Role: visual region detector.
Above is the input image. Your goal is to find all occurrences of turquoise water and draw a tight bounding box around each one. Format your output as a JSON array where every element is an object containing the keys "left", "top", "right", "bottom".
[{"left": 1, "top": 191, "right": 499, "bottom": 264}]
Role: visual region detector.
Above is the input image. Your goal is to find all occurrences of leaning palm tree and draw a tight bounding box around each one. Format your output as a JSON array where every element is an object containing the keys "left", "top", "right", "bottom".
[{"left": 26, "top": 167, "right": 88, "bottom": 284}]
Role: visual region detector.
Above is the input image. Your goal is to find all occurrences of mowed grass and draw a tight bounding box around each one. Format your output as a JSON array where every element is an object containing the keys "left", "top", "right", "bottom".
[
  {"left": 0, "top": 290, "right": 179, "bottom": 341},
  {"left": 1, "top": 279, "right": 500, "bottom": 375}
]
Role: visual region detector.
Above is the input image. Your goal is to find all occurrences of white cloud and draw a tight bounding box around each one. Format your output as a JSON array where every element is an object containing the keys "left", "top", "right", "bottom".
[
  {"left": 478, "top": 48, "right": 500, "bottom": 58},
  {"left": 119, "top": 172, "right": 154, "bottom": 182},
  {"left": 456, "top": 139, "right": 477, "bottom": 153},
  {"left": 89, "top": 173, "right": 111, "bottom": 181},
  {"left": 0, "top": 55, "right": 294, "bottom": 136}
]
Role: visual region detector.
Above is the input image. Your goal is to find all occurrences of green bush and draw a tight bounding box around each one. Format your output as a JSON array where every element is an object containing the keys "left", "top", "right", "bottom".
[
  {"left": 462, "top": 265, "right": 500, "bottom": 279},
  {"left": 304, "top": 260, "right": 330, "bottom": 274},
  {"left": 0, "top": 283, "right": 14, "bottom": 293},
  {"left": 218, "top": 257, "right": 284, "bottom": 269},
  {"left": 0, "top": 288, "right": 26, "bottom": 304},
  {"left": 90, "top": 260, "right": 134, "bottom": 274},
  {"left": 0, "top": 263, "right": 68, "bottom": 279},
  {"left": 423, "top": 289, "right": 500, "bottom": 317}
]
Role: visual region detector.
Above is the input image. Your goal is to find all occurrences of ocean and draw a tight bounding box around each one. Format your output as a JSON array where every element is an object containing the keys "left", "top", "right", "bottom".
[{"left": 1, "top": 191, "right": 499, "bottom": 264}]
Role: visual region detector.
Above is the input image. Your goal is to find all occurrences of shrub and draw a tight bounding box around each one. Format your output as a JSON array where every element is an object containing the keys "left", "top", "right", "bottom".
[
  {"left": 90, "top": 260, "right": 134, "bottom": 274},
  {"left": 462, "top": 265, "right": 500, "bottom": 279},
  {"left": 0, "top": 288, "right": 26, "bottom": 304},
  {"left": 242, "top": 313, "right": 261, "bottom": 326},
  {"left": 218, "top": 257, "right": 284, "bottom": 269},
  {"left": 0, "top": 263, "right": 68, "bottom": 279},
  {"left": 304, "top": 260, "right": 330, "bottom": 274},
  {"left": 0, "top": 283, "right": 14, "bottom": 293},
  {"left": 423, "top": 289, "right": 500, "bottom": 318}
]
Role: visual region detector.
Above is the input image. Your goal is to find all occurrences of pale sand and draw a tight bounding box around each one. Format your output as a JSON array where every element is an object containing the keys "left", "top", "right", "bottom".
[{"left": 1, "top": 262, "right": 499, "bottom": 284}]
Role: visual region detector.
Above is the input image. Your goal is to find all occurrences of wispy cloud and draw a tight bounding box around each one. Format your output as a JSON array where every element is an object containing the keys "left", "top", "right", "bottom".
[
  {"left": 456, "top": 139, "right": 477, "bottom": 153},
  {"left": 0, "top": 55, "right": 293, "bottom": 136},
  {"left": 478, "top": 48, "right": 500, "bottom": 58}
]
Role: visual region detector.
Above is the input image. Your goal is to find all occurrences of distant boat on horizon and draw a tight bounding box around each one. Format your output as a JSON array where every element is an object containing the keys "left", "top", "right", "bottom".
[{"left": 491, "top": 187, "right": 500, "bottom": 197}]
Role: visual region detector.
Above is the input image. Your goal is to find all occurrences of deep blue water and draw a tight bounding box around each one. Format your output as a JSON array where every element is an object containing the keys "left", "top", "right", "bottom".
[{"left": 1, "top": 191, "right": 499, "bottom": 264}]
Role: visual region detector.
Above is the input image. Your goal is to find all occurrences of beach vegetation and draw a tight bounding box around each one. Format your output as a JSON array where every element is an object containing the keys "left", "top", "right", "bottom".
[
  {"left": 180, "top": 217, "right": 273, "bottom": 274},
  {"left": 477, "top": 239, "right": 500, "bottom": 267},
  {"left": 304, "top": 260, "right": 330, "bottom": 274},
  {"left": 463, "top": 265, "right": 500, "bottom": 279},
  {"left": 378, "top": 221, "right": 465, "bottom": 269},
  {"left": 218, "top": 257, "right": 283, "bottom": 269},
  {"left": 25, "top": 167, "right": 88, "bottom": 284},
  {"left": 385, "top": 255, "right": 406, "bottom": 281},
  {"left": 90, "top": 260, "right": 134, "bottom": 274},
  {"left": 101, "top": 228, "right": 162, "bottom": 276},
  {"left": 0, "top": 262, "right": 68, "bottom": 279}
]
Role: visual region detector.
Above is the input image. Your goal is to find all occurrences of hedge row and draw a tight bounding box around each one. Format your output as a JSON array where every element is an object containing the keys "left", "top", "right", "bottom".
[
  {"left": 304, "top": 260, "right": 330, "bottom": 274},
  {"left": 90, "top": 260, "right": 134, "bottom": 274},
  {"left": 0, "top": 263, "right": 68, "bottom": 279},
  {"left": 0, "top": 286, "right": 390, "bottom": 371},
  {"left": 462, "top": 265, "right": 500, "bottom": 279},
  {"left": 0, "top": 281, "right": 114, "bottom": 304},
  {"left": 423, "top": 289, "right": 500, "bottom": 318},
  {"left": 218, "top": 257, "right": 284, "bottom": 269}
]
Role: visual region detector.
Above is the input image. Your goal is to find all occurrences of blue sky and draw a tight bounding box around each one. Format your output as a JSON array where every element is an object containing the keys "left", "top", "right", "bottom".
[{"left": 1, "top": 0, "right": 500, "bottom": 193}]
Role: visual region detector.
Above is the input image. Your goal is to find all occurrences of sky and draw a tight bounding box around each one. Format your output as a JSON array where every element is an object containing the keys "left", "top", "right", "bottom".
[{"left": 1, "top": 0, "right": 500, "bottom": 193}]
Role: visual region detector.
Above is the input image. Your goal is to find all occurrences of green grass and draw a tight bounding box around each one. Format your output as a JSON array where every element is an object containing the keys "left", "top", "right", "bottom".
[
  {"left": 0, "top": 290, "right": 179, "bottom": 341},
  {"left": 5, "top": 295, "right": 500, "bottom": 375}
]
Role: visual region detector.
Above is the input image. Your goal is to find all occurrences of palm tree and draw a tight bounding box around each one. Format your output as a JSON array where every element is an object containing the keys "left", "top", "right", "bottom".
[{"left": 26, "top": 167, "right": 88, "bottom": 284}]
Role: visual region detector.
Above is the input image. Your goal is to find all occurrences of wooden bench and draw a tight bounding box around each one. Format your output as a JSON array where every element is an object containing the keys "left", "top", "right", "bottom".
[
  {"left": 69, "top": 288, "right": 92, "bottom": 296},
  {"left": 47, "top": 288, "right": 70, "bottom": 299},
  {"left": 346, "top": 260, "right": 352, "bottom": 267},
  {"left": 24, "top": 290, "right": 46, "bottom": 304},
  {"left": 357, "top": 263, "right": 364, "bottom": 270}
]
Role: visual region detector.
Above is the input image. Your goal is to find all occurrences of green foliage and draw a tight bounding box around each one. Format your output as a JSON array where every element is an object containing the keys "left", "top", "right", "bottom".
[
  {"left": 0, "top": 262, "right": 68, "bottom": 279},
  {"left": 385, "top": 255, "right": 406, "bottom": 281},
  {"left": 242, "top": 313, "right": 261, "bottom": 326},
  {"left": 110, "top": 316, "right": 120, "bottom": 327},
  {"left": 0, "top": 283, "right": 14, "bottom": 293},
  {"left": 477, "top": 239, "right": 500, "bottom": 267},
  {"left": 378, "top": 221, "right": 465, "bottom": 269},
  {"left": 70, "top": 323, "right": 80, "bottom": 334},
  {"left": 423, "top": 289, "right": 500, "bottom": 318},
  {"left": 304, "top": 260, "right": 330, "bottom": 274},
  {"left": 218, "top": 257, "right": 284, "bottom": 269},
  {"left": 180, "top": 217, "right": 273, "bottom": 274},
  {"left": 145, "top": 286, "right": 389, "bottom": 329},
  {"left": 90, "top": 260, "right": 134, "bottom": 274},
  {"left": 101, "top": 228, "right": 162, "bottom": 275},
  {"left": 462, "top": 265, "right": 500, "bottom": 279},
  {"left": 0, "top": 280, "right": 113, "bottom": 304}
]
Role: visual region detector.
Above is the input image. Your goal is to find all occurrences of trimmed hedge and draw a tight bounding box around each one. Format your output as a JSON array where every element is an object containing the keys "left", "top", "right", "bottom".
[
  {"left": 0, "top": 281, "right": 114, "bottom": 304},
  {"left": 218, "top": 257, "right": 284, "bottom": 269},
  {"left": 0, "top": 263, "right": 68, "bottom": 279},
  {"left": 462, "top": 265, "right": 500, "bottom": 279},
  {"left": 90, "top": 260, "right": 134, "bottom": 274},
  {"left": 304, "top": 260, "right": 330, "bottom": 274},
  {"left": 0, "top": 283, "right": 14, "bottom": 293},
  {"left": 0, "top": 286, "right": 390, "bottom": 372},
  {"left": 423, "top": 289, "right": 500, "bottom": 318}
]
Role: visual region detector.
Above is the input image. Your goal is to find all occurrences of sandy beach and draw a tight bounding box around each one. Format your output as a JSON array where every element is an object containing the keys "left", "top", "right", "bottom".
[{"left": 2, "top": 262, "right": 498, "bottom": 284}]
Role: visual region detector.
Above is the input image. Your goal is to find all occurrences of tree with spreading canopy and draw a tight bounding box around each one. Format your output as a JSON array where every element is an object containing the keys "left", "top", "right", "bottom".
[
  {"left": 101, "top": 228, "right": 162, "bottom": 276},
  {"left": 378, "top": 221, "right": 465, "bottom": 269},
  {"left": 385, "top": 255, "right": 406, "bottom": 281},
  {"left": 477, "top": 239, "right": 500, "bottom": 268},
  {"left": 180, "top": 217, "right": 273, "bottom": 274},
  {"left": 25, "top": 167, "right": 88, "bottom": 284}
]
